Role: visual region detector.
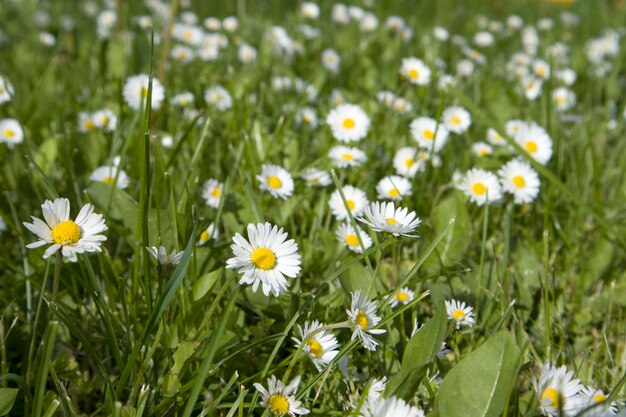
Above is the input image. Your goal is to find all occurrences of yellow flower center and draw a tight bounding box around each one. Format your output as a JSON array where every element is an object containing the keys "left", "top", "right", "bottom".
[
  {"left": 555, "top": 96, "right": 566, "bottom": 105},
  {"left": 200, "top": 230, "right": 209, "bottom": 242},
  {"left": 452, "top": 309, "right": 466, "bottom": 320},
  {"left": 395, "top": 102, "right": 405, "bottom": 111},
  {"left": 251, "top": 247, "right": 276, "bottom": 270},
  {"left": 346, "top": 199, "right": 355, "bottom": 210},
  {"left": 85, "top": 120, "right": 94, "bottom": 130},
  {"left": 541, "top": 388, "right": 561, "bottom": 408},
  {"left": 211, "top": 187, "right": 222, "bottom": 198},
  {"left": 593, "top": 393, "right": 607, "bottom": 403},
  {"left": 177, "top": 51, "right": 187, "bottom": 60},
  {"left": 343, "top": 118, "right": 355, "bottom": 129},
  {"left": 423, "top": 129, "right": 435, "bottom": 140},
  {"left": 307, "top": 339, "right": 323, "bottom": 358},
  {"left": 409, "top": 69, "right": 419, "bottom": 79},
  {"left": 51, "top": 220, "right": 81, "bottom": 245},
  {"left": 451, "top": 116, "right": 461, "bottom": 125},
  {"left": 525, "top": 141, "right": 538, "bottom": 153},
  {"left": 4, "top": 129, "right": 14, "bottom": 138},
  {"left": 388, "top": 189, "right": 400, "bottom": 197},
  {"left": 141, "top": 87, "right": 148, "bottom": 98},
  {"left": 395, "top": 292, "right": 410, "bottom": 302},
  {"left": 268, "top": 394, "right": 290, "bottom": 415},
  {"left": 102, "top": 176, "right": 115, "bottom": 184},
  {"left": 355, "top": 309, "right": 369, "bottom": 330},
  {"left": 341, "top": 153, "right": 354, "bottom": 161},
  {"left": 479, "top": 149, "right": 489, "bottom": 156},
  {"left": 385, "top": 218, "right": 397, "bottom": 225},
  {"left": 183, "top": 31, "right": 192, "bottom": 41},
  {"left": 512, "top": 176, "right": 526, "bottom": 188},
  {"left": 472, "top": 182, "right": 487, "bottom": 196},
  {"left": 101, "top": 116, "right": 109, "bottom": 125},
  {"left": 404, "top": 158, "right": 415, "bottom": 167},
  {"left": 537, "top": 67, "right": 546, "bottom": 77},
  {"left": 267, "top": 176, "right": 282, "bottom": 189},
  {"left": 344, "top": 234, "right": 359, "bottom": 247}
]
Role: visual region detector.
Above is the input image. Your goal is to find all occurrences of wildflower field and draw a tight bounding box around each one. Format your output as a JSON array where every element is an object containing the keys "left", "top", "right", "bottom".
[{"left": 1, "top": 0, "right": 626, "bottom": 415}]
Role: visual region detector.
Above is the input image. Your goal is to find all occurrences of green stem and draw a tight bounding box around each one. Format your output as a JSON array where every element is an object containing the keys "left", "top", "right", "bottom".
[{"left": 49, "top": 251, "right": 62, "bottom": 319}]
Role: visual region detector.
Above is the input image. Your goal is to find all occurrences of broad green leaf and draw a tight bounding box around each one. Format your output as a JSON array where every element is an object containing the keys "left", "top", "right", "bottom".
[
  {"left": 193, "top": 269, "right": 222, "bottom": 301},
  {"left": 435, "top": 331, "right": 521, "bottom": 417},
  {"left": 0, "top": 388, "right": 18, "bottom": 416},
  {"left": 339, "top": 261, "right": 372, "bottom": 295},
  {"left": 172, "top": 341, "right": 196, "bottom": 375},
  {"left": 428, "top": 192, "right": 470, "bottom": 270},
  {"left": 385, "top": 303, "right": 447, "bottom": 400}
]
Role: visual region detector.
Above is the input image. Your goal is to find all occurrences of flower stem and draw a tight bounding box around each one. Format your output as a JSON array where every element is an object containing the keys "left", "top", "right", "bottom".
[{"left": 49, "top": 251, "right": 62, "bottom": 318}]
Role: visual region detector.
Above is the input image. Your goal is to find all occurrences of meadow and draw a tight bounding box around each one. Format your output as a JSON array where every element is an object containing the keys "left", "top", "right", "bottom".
[{"left": 0, "top": 0, "right": 625, "bottom": 416}]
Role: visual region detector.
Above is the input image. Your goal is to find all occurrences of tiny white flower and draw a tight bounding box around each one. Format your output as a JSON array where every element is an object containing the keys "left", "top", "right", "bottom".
[
  {"left": 358, "top": 201, "right": 421, "bottom": 237},
  {"left": 201, "top": 179, "right": 223, "bottom": 208},
  {"left": 400, "top": 57, "right": 431, "bottom": 85},
  {"left": 257, "top": 164, "right": 294, "bottom": 200},
  {"left": 388, "top": 287, "right": 415, "bottom": 308},
  {"left": 299, "top": 168, "right": 331, "bottom": 187},
  {"left": 291, "top": 320, "right": 339, "bottom": 372},
  {"left": 326, "top": 104, "right": 371, "bottom": 143},
  {"left": 459, "top": 168, "right": 503, "bottom": 206},
  {"left": 375, "top": 175, "right": 412, "bottom": 201},
  {"left": 123, "top": 74, "right": 165, "bottom": 111},
  {"left": 346, "top": 290, "right": 386, "bottom": 351},
  {"left": 445, "top": 299, "right": 475, "bottom": 329},
  {"left": 499, "top": 158, "right": 541, "bottom": 204},
  {"left": 336, "top": 223, "right": 372, "bottom": 254},
  {"left": 226, "top": 223, "right": 301, "bottom": 297},
  {"left": 329, "top": 145, "right": 367, "bottom": 168},
  {"left": 328, "top": 186, "right": 369, "bottom": 221},
  {"left": 254, "top": 375, "right": 309, "bottom": 416},
  {"left": 204, "top": 86, "right": 232, "bottom": 111},
  {"left": 147, "top": 246, "right": 184, "bottom": 266}
]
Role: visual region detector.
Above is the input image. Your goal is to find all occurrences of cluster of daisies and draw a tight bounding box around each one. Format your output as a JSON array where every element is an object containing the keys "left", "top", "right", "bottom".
[
  {"left": 534, "top": 362, "right": 619, "bottom": 417},
  {"left": 0, "top": 75, "right": 23, "bottom": 148},
  {"left": 9, "top": 0, "right": 626, "bottom": 415}
]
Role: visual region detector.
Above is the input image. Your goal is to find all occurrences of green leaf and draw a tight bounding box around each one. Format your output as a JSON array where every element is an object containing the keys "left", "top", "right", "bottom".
[
  {"left": 339, "top": 261, "right": 372, "bottom": 295},
  {"left": 171, "top": 341, "right": 196, "bottom": 375},
  {"left": 435, "top": 331, "right": 521, "bottom": 417},
  {"left": 0, "top": 388, "right": 18, "bottom": 416},
  {"left": 385, "top": 303, "right": 447, "bottom": 400},
  {"left": 193, "top": 269, "right": 222, "bottom": 301},
  {"left": 428, "top": 192, "right": 470, "bottom": 269}
]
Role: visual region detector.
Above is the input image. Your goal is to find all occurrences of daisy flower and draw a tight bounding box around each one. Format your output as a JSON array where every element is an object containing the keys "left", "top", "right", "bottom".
[
  {"left": 147, "top": 246, "right": 184, "bottom": 266},
  {"left": 93, "top": 109, "right": 117, "bottom": 132},
  {"left": 388, "top": 287, "right": 415, "bottom": 308},
  {"left": 0, "top": 118, "right": 24, "bottom": 148},
  {"left": 486, "top": 128, "right": 507, "bottom": 146},
  {"left": 172, "top": 92, "right": 195, "bottom": 107},
  {"left": 23, "top": 198, "right": 107, "bottom": 262},
  {"left": 171, "top": 45, "right": 194, "bottom": 63},
  {"left": 472, "top": 142, "right": 493, "bottom": 157},
  {"left": 254, "top": 375, "right": 309, "bottom": 416},
  {"left": 299, "top": 168, "right": 331, "bottom": 187},
  {"left": 201, "top": 178, "right": 224, "bottom": 208},
  {"left": 326, "top": 104, "right": 371, "bottom": 143},
  {"left": 533, "top": 60, "right": 551, "bottom": 79},
  {"left": 552, "top": 87, "right": 576, "bottom": 112},
  {"left": 459, "top": 168, "right": 503, "bottom": 206},
  {"left": 514, "top": 123, "right": 553, "bottom": 165},
  {"left": 533, "top": 362, "right": 583, "bottom": 417},
  {"left": 376, "top": 175, "right": 412, "bottom": 201},
  {"left": 198, "top": 223, "right": 219, "bottom": 245},
  {"left": 363, "top": 396, "right": 425, "bottom": 417},
  {"left": 172, "top": 23, "right": 203, "bottom": 45},
  {"left": 392, "top": 97, "right": 412, "bottom": 114},
  {"left": 295, "top": 108, "right": 318, "bottom": 128},
  {"left": 226, "top": 222, "right": 301, "bottom": 297},
  {"left": 377, "top": 91, "right": 396, "bottom": 107},
  {"left": 400, "top": 57, "right": 431, "bottom": 85},
  {"left": 410, "top": 117, "right": 449, "bottom": 152},
  {"left": 90, "top": 163, "right": 130, "bottom": 189},
  {"left": 505, "top": 119, "right": 527, "bottom": 138},
  {"left": 322, "top": 48, "right": 340, "bottom": 73},
  {"left": 222, "top": 16, "right": 239, "bottom": 32},
  {"left": 346, "top": 290, "right": 386, "bottom": 351},
  {"left": 204, "top": 86, "right": 232, "bottom": 111},
  {"left": 238, "top": 43, "right": 258, "bottom": 64},
  {"left": 521, "top": 76, "right": 543, "bottom": 101},
  {"left": 123, "top": 74, "right": 165, "bottom": 111},
  {"left": 576, "top": 386, "right": 618, "bottom": 416},
  {"left": 445, "top": 299, "right": 475, "bottom": 329},
  {"left": 257, "top": 164, "right": 294, "bottom": 200},
  {"left": 393, "top": 147, "right": 424, "bottom": 178},
  {"left": 0, "top": 76, "right": 14, "bottom": 104},
  {"left": 329, "top": 145, "right": 367, "bottom": 168},
  {"left": 498, "top": 158, "right": 541, "bottom": 204},
  {"left": 78, "top": 112, "right": 96, "bottom": 133},
  {"left": 328, "top": 186, "right": 369, "bottom": 221},
  {"left": 442, "top": 106, "right": 472, "bottom": 134},
  {"left": 368, "top": 377, "right": 388, "bottom": 401},
  {"left": 291, "top": 320, "right": 339, "bottom": 372},
  {"left": 336, "top": 223, "right": 372, "bottom": 254},
  {"left": 358, "top": 201, "right": 421, "bottom": 237}
]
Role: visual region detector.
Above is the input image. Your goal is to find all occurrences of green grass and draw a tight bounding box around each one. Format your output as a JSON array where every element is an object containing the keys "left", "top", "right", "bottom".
[{"left": 0, "top": 0, "right": 625, "bottom": 416}]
